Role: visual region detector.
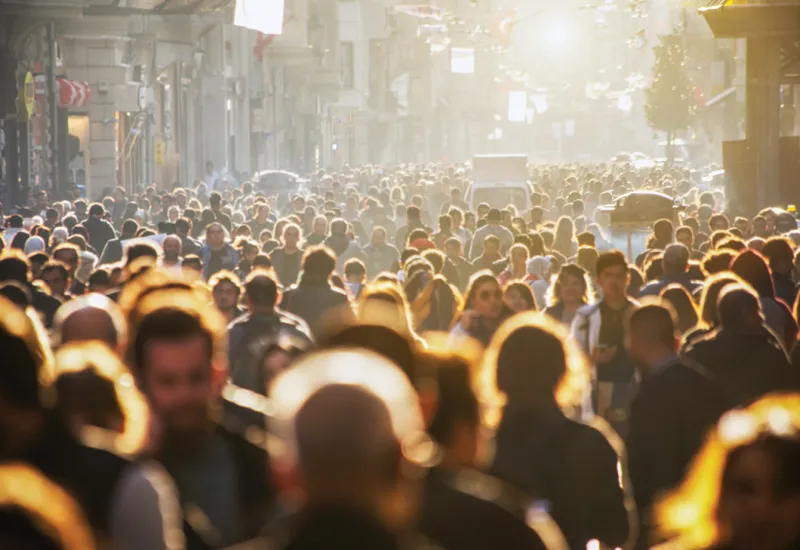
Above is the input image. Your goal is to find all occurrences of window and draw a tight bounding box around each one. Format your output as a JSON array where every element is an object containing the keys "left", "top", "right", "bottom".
[{"left": 340, "top": 42, "right": 354, "bottom": 88}]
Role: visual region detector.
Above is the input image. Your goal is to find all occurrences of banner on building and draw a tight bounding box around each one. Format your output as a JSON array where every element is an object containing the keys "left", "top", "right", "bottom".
[{"left": 235, "top": 0, "right": 285, "bottom": 35}]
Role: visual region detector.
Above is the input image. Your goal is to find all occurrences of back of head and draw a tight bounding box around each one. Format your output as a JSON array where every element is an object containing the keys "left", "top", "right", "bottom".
[
  {"left": 54, "top": 294, "right": 126, "bottom": 348},
  {"left": 718, "top": 284, "right": 763, "bottom": 331},
  {"left": 0, "top": 296, "right": 51, "bottom": 411},
  {"left": 269, "top": 349, "right": 430, "bottom": 504},
  {"left": 0, "top": 252, "right": 31, "bottom": 284},
  {"left": 302, "top": 246, "right": 336, "bottom": 279},
  {"left": 654, "top": 218, "right": 674, "bottom": 243},
  {"left": 486, "top": 312, "right": 588, "bottom": 409},
  {"left": 629, "top": 303, "right": 678, "bottom": 350},
  {"left": 244, "top": 270, "right": 279, "bottom": 310},
  {"left": 294, "top": 384, "right": 399, "bottom": 492},
  {"left": 663, "top": 243, "right": 690, "bottom": 274},
  {"left": 730, "top": 249, "right": 775, "bottom": 298},
  {"left": 659, "top": 284, "right": 698, "bottom": 334}
]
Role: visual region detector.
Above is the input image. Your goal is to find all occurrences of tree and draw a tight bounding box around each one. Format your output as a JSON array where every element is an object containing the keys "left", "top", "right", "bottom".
[{"left": 645, "top": 33, "right": 697, "bottom": 163}]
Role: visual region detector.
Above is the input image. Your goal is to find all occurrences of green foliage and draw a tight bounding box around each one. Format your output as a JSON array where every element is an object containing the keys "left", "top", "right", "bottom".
[{"left": 645, "top": 34, "right": 697, "bottom": 138}]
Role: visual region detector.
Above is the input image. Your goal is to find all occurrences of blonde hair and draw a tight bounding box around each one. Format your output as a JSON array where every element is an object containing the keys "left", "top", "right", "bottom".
[{"left": 657, "top": 394, "right": 800, "bottom": 549}]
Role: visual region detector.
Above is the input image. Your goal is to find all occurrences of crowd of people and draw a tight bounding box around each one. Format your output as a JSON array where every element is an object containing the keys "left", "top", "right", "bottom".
[{"left": 0, "top": 161, "right": 799, "bottom": 550}]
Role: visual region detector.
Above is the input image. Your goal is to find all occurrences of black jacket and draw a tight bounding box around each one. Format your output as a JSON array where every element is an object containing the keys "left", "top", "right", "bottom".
[
  {"left": 156, "top": 419, "right": 276, "bottom": 550},
  {"left": 280, "top": 279, "right": 354, "bottom": 339},
  {"left": 626, "top": 358, "right": 729, "bottom": 548},
  {"left": 773, "top": 272, "right": 798, "bottom": 311},
  {"left": 19, "top": 414, "right": 131, "bottom": 540},
  {"left": 82, "top": 216, "right": 116, "bottom": 257},
  {"left": 99, "top": 237, "right": 126, "bottom": 265},
  {"left": 681, "top": 326, "right": 800, "bottom": 407},
  {"left": 490, "top": 405, "right": 631, "bottom": 550},
  {"left": 419, "top": 468, "right": 549, "bottom": 550},
  {"left": 227, "top": 310, "right": 313, "bottom": 394},
  {"left": 260, "top": 506, "right": 440, "bottom": 550}
]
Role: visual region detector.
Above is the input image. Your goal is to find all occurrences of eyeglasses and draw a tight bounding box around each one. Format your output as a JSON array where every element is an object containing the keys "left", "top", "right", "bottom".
[{"left": 478, "top": 289, "right": 502, "bottom": 301}]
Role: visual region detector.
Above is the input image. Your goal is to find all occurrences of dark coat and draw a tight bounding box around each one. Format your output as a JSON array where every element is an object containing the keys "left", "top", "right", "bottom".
[
  {"left": 490, "top": 405, "right": 631, "bottom": 550},
  {"left": 21, "top": 414, "right": 131, "bottom": 540},
  {"left": 682, "top": 326, "right": 800, "bottom": 407},
  {"left": 82, "top": 216, "right": 116, "bottom": 257},
  {"left": 773, "top": 272, "right": 799, "bottom": 310},
  {"left": 419, "top": 468, "right": 548, "bottom": 550},
  {"left": 227, "top": 310, "right": 313, "bottom": 394},
  {"left": 157, "top": 419, "right": 276, "bottom": 550},
  {"left": 280, "top": 279, "right": 354, "bottom": 339},
  {"left": 626, "top": 359, "right": 729, "bottom": 548},
  {"left": 257, "top": 506, "right": 440, "bottom": 550},
  {"left": 99, "top": 237, "right": 126, "bottom": 266}
]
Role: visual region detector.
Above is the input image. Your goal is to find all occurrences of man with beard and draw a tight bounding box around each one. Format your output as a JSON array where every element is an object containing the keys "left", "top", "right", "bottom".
[
  {"left": 626, "top": 304, "right": 728, "bottom": 549},
  {"left": 210, "top": 270, "right": 245, "bottom": 323},
  {"left": 362, "top": 226, "right": 399, "bottom": 279},
  {"left": 270, "top": 224, "right": 303, "bottom": 287},
  {"left": 159, "top": 235, "right": 183, "bottom": 273},
  {"left": 129, "top": 289, "right": 275, "bottom": 549}
]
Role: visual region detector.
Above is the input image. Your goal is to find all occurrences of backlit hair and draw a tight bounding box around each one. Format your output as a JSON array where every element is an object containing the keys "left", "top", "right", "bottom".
[
  {"left": 0, "top": 463, "right": 96, "bottom": 549},
  {"left": 657, "top": 394, "right": 800, "bottom": 549},
  {"left": 480, "top": 311, "right": 590, "bottom": 427}
]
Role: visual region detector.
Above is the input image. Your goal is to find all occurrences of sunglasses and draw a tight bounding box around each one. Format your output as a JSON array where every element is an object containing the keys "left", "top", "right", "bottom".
[{"left": 478, "top": 289, "right": 502, "bottom": 301}]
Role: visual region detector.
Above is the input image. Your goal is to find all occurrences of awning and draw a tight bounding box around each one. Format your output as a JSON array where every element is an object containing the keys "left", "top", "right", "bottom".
[
  {"left": 57, "top": 78, "right": 91, "bottom": 109},
  {"left": 34, "top": 77, "right": 92, "bottom": 109},
  {"left": 705, "top": 86, "right": 736, "bottom": 108}
]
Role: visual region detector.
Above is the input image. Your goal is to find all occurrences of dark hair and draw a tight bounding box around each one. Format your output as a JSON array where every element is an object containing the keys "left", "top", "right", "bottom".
[
  {"left": 10, "top": 231, "right": 30, "bottom": 250},
  {"left": 659, "top": 285, "right": 699, "bottom": 335},
  {"left": 88, "top": 268, "right": 111, "bottom": 289},
  {"left": 702, "top": 250, "right": 735, "bottom": 277},
  {"left": 182, "top": 254, "right": 203, "bottom": 271},
  {"left": 88, "top": 203, "right": 105, "bottom": 217},
  {"left": 244, "top": 270, "right": 279, "bottom": 308},
  {"left": 731, "top": 250, "right": 775, "bottom": 299},
  {"left": 761, "top": 237, "right": 794, "bottom": 272},
  {"left": 125, "top": 242, "right": 159, "bottom": 266},
  {"left": 302, "top": 246, "right": 337, "bottom": 278},
  {"left": 406, "top": 206, "right": 421, "bottom": 221},
  {"left": 438, "top": 214, "right": 452, "bottom": 232},
  {"left": 629, "top": 303, "right": 678, "bottom": 348},
  {"left": 596, "top": 250, "right": 627, "bottom": 276},
  {"left": 425, "top": 351, "right": 479, "bottom": 447},
  {"left": 40, "top": 261, "right": 70, "bottom": 283},
  {"left": 504, "top": 281, "right": 537, "bottom": 311},
  {"left": 422, "top": 249, "right": 446, "bottom": 274},
  {"left": 718, "top": 285, "right": 762, "bottom": 329},
  {"left": 344, "top": 258, "right": 366, "bottom": 278},
  {"left": 252, "top": 254, "right": 273, "bottom": 269},
  {"left": 121, "top": 219, "right": 139, "bottom": 236},
  {"left": 0, "top": 252, "right": 31, "bottom": 283},
  {"left": 653, "top": 218, "right": 674, "bottom": 243},
  {"left": 496, "top": 324, "right": 566, "bottom": 403},
  {"left": 576, "top": 231, "right": 596, "bottom": 248},
  {"left": 322, "top": 324, "right": 422, "bottom": 384},
  {"left": 132, "top": 308, "right": 213, "bottom": 373}
]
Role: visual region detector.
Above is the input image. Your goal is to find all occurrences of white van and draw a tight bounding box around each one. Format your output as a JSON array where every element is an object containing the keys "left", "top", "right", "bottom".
[{"left": 466, "top": 154, "right": 531, "bottom": 213}]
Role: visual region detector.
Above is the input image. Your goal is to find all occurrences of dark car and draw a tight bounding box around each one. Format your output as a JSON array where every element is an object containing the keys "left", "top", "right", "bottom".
[{"left": 597, "top": 190, "right": 685, "bottom": 227}]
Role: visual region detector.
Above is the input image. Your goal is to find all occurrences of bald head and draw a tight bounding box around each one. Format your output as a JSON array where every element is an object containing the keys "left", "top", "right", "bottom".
[
  {"left": 295, "top": 384, "right": 400, "bottom": 495},
  {"left": 55, "top": 295, "right": 126, "bottom": 348}
]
